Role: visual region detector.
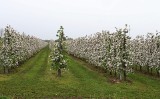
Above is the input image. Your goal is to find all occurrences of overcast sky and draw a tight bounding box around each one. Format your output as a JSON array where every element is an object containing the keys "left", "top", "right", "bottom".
[{"left": 0, "top": 0, "right": 160, "bottom": 40}]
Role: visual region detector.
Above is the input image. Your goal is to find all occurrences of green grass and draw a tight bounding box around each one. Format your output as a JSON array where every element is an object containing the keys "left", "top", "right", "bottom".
[{"left": 0, "top": 46, "right": 160, "bottom": 98}]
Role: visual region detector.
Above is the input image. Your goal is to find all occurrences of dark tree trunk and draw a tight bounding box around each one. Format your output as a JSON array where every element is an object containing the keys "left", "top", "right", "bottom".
[
  {"left": 123, "top": 70, "right": 126, "bottom": 80},
  {"left": 57, "top": 68, "right": 61, "bottom": 77},
  {"left": 157, "top": 70, "right": 159, "bottom": 77},
  {"left": 150, "top": 68, "right": 153, "bottom": 75},
  {"left": 122, "top": 35, "right": 127, "bottom": 81},
  {"left": 4, "top": 66, "right": 9, "bottom": 74},
  {"left": 147, "top": 65, "right": 149, "bottom": 74},
  {"left": 136, "top": 65, "right": 137, "bottom": 70},
  {"left": 104, "top": 68, "right": 107, "bottom": 73},
  {"left": 140, "top": 66, "right": 142, "bottom": 72},
  {"left": 110, "top": 71, "right": 112, "bottom": 75},
  {"left": 114, "top": 70, "right": 117, "bottom": 77},
  {"left": 119, "top": 73, "right": 122, "bottom": 80},
  {"left": 122, "top": 61, "right": 126, "bottom": 80}
]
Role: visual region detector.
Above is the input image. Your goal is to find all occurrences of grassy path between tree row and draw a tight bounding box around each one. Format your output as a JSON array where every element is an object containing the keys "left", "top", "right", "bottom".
[{"left": 0, "top": 46, "right": 160, "bottom": 98}]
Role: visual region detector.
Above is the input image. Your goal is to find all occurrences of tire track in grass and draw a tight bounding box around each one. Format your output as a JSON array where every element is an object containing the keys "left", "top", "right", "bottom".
[
  {"left": 22, "top": 46, "right": 49, "bottom": 80},
  {"left": 35, "top": 46, "right": 50, "bottom": 79},
  {"left": 66, "top": 54, "right": 115, "bottom": 97},
  {"left": 0, "top": 46, "right": 50, "bottom": 97},
  {"left": 66, "top": 54, "right": 160, "bottom": 98},
  {"left": 11, "top": 46, "right": 49, "bottom": 80}
]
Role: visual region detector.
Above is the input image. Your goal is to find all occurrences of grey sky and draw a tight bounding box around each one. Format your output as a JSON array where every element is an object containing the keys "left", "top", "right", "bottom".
[{"left": 0, "top": 0, "right": 160, "bottom": 40}]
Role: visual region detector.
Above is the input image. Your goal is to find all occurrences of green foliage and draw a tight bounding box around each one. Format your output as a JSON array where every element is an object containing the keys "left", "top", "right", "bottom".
[{"left": 0, "top": 96, "right": 9, "bottom": 99}]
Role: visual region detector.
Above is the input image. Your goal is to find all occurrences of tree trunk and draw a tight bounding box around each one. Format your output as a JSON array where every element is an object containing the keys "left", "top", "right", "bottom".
[
  {"left": 122, "top": 34, "right": 127, "bottom": 81},
  {"left": 4, "top": 66, "right": 9, "bottom": 74},
  {"left": 110, "top": 71, "right": 112, "bottom": 75},
  {"left": 136, "top": 65, "right": 137, "bottom": 70},
  {"left": 57, "top": 68, "right": 61, "bottom": 77},
  {"left": 140, "top": 66, "right": 142, "bottom": 72},
  {"left": 119, "top": 73, "right": 122, "bottom": 80},
  {"left": 157, "top": 69, "right": 159, "bottom": 77},
  {"left": 147, "top": 65, "right": 149, "bottom": 74},
  {"left": 122, "top": 61, "right": 127, "bottom": 80},
  {"left": 150, "top": 68, "right": 153, "bottom": 75},
  {"left": 114, "top": 70, "right": 117, "bottom": 77},
  {"left": 123, "top": 69, "right": 126, "bottom": 80}
]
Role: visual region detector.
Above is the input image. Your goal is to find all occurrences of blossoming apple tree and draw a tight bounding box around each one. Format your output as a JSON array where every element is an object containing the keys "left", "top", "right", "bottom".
[
  {"left": 0, "top": 25, "right": 48, "bottom": 74},
  {"left": 50, "top": 26, "right": 67, "bottom": 77}
]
